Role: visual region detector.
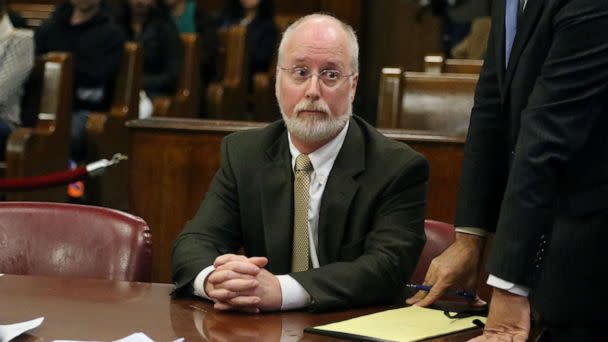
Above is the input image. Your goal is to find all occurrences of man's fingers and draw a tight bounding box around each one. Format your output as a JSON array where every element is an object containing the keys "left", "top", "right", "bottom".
[
  {"left": 413, "top": 281, "right": 450, "bottom": 307},
  {"left": 208, "top": 288, "right": 240, "bottom": 301},
  {"left": 405, "top": 290, "right": 428, "bottom": 305},
  {"left": 215, "top": 278, "right": 259, "bottom": 293},
  {"left": 213, "top": 254, "right": 248, "bottom": 268},
  {"left": 227, "top": 295, "right": 262, "bottom": 307},
  {"left": 247, "top": 256, "right": 268, "bottom": 268},
  {"left": 207, "top": 269, "right": 256, "bottom": 284},
  {"left": 215, "top": 261, "right": 261, "bottom": 276}
]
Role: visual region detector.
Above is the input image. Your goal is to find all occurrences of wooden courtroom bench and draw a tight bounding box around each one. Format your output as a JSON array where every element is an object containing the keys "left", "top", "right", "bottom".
[
  {"left": 250, "top": 15, "right": 300, "bottom": 122},
  {"left": 126, "top": 118, "right": 466, "bottom": 284},
  {"left": 152, "top": 33, "right": 201, "bottom": 118},
  {"left": 424, "top": 54, "right": 483, "bottom": 74},
  {"left": 376, "top": 68, "right": 478, "bottom": 134},
  {"left": 206, "top": 25, "right": 248, "bottom": 120},
  {"left": 2, "top": 52, "right": 73, "bottom": 202},
  {"left": 86, "top": 42, "right": 143, "bottom": 212},
  {"left": 8, "top": 3, "right": 54, "bottom": 28}
]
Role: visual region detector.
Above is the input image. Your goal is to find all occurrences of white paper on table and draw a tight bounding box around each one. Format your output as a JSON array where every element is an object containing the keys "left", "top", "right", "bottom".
[
  {"left": 54, "top": 332, "right": 184, "bottom": 342},
  {"left": 0, "top": 317, "right": 44, "bottom": 342}
]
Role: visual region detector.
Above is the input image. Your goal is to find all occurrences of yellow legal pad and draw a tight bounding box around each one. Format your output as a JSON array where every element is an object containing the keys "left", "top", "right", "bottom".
[{"left": 305, "top": 306, "right": 486, "bottom": 342}]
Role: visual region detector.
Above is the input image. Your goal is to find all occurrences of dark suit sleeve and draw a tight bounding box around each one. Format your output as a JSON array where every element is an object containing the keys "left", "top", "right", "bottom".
[
  {"left": 454, "top": 5, "right": 508, "bottom": 232},
  {"left": 171, "top": 137, "right": 242, "bottom": 295},
  {"left": 290, "top": 154, "right": 429, "bottom": 311},
  {"left": 488, "top": 0, "right": 608, "bottom": 285}
]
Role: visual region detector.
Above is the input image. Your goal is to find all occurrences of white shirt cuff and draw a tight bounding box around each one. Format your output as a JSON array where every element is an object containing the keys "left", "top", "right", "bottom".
[
  {"left": 455, "top": 226, "right": 489, "bottom": 237},
  {"left": 487, "top": 274, "right": 530, "bottom": 297},
  {"left": 192, "top": 265, "right": 215, "bottom": 299},
  {"left": 277, "top": 275, "right": 311, "bottom": 310}
]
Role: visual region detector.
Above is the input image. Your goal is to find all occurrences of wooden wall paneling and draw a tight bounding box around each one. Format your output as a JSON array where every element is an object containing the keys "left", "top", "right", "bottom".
[{"left": 361, "top": 0, "right": 442, "bottom": 124}]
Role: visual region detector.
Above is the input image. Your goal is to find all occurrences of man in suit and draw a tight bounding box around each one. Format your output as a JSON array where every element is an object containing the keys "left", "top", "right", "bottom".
[
  {"left": 407, "top": 0, "right": 608, "bottom": 340},
  {"left": 172, "top": 13, "right": 429, "bottom": 313}
]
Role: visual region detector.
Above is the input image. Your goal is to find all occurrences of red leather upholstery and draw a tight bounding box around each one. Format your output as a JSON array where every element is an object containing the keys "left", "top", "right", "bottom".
[
  {"left": 0, "top": 202, "right": 152, "bottom": 282},
  {"left": 411, "top": 220, "right": 456, "bottom": 284}
]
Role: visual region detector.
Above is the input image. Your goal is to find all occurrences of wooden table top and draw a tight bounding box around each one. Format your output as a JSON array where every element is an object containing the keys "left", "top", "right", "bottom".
[{"left": 1, "top": 274, "right": 481, "bottom": 341}]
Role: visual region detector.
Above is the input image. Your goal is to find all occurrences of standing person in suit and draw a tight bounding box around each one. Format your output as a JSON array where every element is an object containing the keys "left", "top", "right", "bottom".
[
  {"left": 172, "top": 13, "right": 429, "bottom": 313},
  {"left": 407, "top": 0, "right": 608, "bottom": 340}
]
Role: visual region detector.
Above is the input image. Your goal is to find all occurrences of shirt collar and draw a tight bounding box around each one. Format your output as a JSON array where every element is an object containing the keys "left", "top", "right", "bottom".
[
  {"left": 0, "top": 14, "right": 15, "bottom": 42},
  {"left": 288, "top": 120, "right": 350, "bottom": 185}
]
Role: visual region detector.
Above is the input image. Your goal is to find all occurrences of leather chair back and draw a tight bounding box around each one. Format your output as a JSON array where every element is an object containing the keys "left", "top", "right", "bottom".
[
  {"left": 0, "top": 202, "right": 152, "bottom": 282},
  {"left": 411, "top": 219, "right": 456, "bottom": 284}
]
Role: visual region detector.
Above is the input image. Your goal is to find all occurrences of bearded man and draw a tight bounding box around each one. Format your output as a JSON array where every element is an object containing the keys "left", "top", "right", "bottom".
[{"left": 171, "top": 13, "right": 429, "bottom": 313}]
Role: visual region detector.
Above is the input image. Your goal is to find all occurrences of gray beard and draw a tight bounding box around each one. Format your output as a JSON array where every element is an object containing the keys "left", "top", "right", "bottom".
[{"left": 280, "top": 104, "right": 352, "bottom": 144}]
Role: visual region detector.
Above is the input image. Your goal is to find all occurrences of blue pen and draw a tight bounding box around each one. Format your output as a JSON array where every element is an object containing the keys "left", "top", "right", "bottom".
[{"left": 406, "top": 284, "right": 477, "bottom": 300}]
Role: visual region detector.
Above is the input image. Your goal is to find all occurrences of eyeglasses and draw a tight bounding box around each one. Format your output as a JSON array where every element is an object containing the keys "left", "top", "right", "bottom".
[{"left": 277, "top": 66, "right": 356, "bottom": 88}]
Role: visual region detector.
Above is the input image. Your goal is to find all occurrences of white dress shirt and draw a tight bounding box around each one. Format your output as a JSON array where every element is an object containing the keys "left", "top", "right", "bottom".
[{"left": 193, "top": 121, "right": 350, "bottom": 310}]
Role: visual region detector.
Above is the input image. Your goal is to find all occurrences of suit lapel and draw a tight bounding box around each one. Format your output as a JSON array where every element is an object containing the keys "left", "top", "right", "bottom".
[
  {"left": 503, "top": 0, "right": 545, "bottom": 92},
  {"left": 317, "top": 119, "right": 365, "bottom": 265},
  {"left": 495, "top": 0, "right": 507, "bottom": 87},
  {"left": 260, "top": 131, "right": 293, "bottom": 274}
]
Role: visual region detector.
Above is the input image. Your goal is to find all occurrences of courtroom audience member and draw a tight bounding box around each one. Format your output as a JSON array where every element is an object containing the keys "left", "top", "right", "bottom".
[
  {"left": 0, "top": 0, "right": 34, "bottom": 160},
  {"left": 116, "top": 0, "right": 182, "bottom": 98},
  {"left": 35, "top": 0, "right": 125, "bottom": 162},
  {"left": 165, "top": 0, "right": 219, "bottom": 115},
  {"left": 221, "top": 0, "right": 277, "bottom": 76},
  {"left": 172, "top": 14, "right": 429, "bottom": 313}
]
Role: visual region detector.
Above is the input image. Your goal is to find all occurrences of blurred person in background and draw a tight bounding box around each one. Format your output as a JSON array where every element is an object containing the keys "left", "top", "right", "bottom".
[
  {"left": 165, "top": 0, "right": 218, "bottom": 116},
  {"left": 116, "top": 0, "right": 182, "bottom": 98},
  {"left": 35, "top": 0, "right": 124, "bottom": 162},
  {"left": 221, "top": 0, "right": 277, "bottom": 76},
  {"left": 0, "top": 0, "right": 34, "bottom": 160}
]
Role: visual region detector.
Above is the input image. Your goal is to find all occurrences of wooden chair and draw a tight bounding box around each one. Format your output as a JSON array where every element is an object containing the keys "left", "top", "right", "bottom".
[
  {"left": 8, "top": 3, "right": 54, "bottom": 28},
  {"left": 86, "top": 42, "right": 143, "bottom": 212},
  {"left": 250, "top": 15, "right": 300, "bottom": 122},
  {"left": 2, "top": 52, "right": 73, "bottom": 202},
  {"left": 206, "top": 25, "right": 248, "bottom": 120},
  {"left": 377, "top": 68, "right": 478, "bottom": 135},
  {"left": 424, "top": 54, "right": 483, "bottom": 74},
  {"left": 152, "top": 33, "right": 201, "bottom": 118}
]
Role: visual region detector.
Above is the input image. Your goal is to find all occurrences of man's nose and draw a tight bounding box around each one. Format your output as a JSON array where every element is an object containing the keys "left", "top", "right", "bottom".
[{"left": 305, "top": 75, "right": 321, "bottom": 101}]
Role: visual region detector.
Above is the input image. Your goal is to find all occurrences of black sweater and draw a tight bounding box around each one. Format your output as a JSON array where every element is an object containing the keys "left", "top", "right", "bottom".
[{"left": 35, "top": 2, "right": 125, "bottom": 112}]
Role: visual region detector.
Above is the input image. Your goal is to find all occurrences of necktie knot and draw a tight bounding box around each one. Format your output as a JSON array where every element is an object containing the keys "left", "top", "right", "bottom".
[{"left": 295, "top": 154, "right": 313, "bottom": 173}]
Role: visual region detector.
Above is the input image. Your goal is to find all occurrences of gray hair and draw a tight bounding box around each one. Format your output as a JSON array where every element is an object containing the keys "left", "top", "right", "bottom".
[{"left": 277, "top": 13, "right": 359, "bottom": 74}]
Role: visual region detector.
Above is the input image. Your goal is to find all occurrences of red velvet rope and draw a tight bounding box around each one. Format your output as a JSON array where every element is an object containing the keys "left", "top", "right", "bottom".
[{"left": 0, "top": 166, "right": 89, "bottom": 192}]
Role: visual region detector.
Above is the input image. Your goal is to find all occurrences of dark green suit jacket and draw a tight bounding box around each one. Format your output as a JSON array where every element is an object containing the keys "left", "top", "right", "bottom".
[{"left": 172, "top": 116, "right": 429, "bottom": 311}]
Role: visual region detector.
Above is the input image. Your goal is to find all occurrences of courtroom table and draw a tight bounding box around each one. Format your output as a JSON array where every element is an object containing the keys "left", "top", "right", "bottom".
[{"left": 1, "top": 274, "right": 481, "bottom": 341}]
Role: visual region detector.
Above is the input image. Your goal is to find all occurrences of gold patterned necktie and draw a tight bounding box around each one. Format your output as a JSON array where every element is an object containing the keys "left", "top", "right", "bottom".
[{"left": 292, "top": 154, "right": 313, "bottom": 272}]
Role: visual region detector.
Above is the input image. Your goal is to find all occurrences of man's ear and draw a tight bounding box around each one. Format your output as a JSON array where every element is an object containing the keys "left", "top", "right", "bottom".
[{"left": 350, "top": 73, "right": 359, "bottom": 101}]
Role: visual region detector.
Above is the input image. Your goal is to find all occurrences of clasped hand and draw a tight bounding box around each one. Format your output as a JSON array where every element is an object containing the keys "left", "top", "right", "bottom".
[{"left": 204, "top": 254, "right": 282, "bottom": 313}]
